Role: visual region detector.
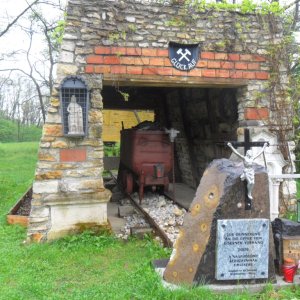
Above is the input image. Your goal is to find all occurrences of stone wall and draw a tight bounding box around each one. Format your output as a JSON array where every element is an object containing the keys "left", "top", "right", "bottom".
[
  {"left": 27, "top": 76, "right": 112, "bottom": 242},
  {"left": 28, "top": 0, "right": 291, "bottom": 240}
]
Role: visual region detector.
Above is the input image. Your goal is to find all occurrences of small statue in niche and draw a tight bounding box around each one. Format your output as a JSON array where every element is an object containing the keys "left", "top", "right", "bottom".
[
  {"left": 227, "top": 142, "right": 268, "bottom": 200},
  {"left": 67, "top": 95, "right": 84, "bottom": 135}
]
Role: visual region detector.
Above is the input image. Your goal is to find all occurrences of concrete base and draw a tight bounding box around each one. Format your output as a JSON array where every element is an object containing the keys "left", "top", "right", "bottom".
[
  {"left": 155, "top": 266, "right": 300, "bottom": 293},
  {"left": 107, "top": 202, "right": 126, "bottom": 235},
  {"left": 47, "top": 202, "right": 108, "bottom": 240}
]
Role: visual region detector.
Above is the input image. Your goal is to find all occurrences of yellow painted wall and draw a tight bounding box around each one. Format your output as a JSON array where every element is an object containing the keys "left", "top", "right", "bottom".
[{"left": 103, "top": 109, "right": 154, "bottom": 142}]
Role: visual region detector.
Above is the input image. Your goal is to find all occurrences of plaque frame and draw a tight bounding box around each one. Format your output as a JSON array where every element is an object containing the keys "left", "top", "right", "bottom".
[{"left": 216, "top": 218, "right": 269, "bottom": 281}]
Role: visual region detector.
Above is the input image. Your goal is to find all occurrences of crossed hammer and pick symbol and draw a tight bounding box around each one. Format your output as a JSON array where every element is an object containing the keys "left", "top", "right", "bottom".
[{"left": 177, "top": 48, "right": 192, "bottom": 62}]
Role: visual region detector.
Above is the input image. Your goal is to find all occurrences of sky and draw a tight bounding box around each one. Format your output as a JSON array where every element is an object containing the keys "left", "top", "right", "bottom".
[{"left": 0, "top": 0, "right": 66, "bottom": 71}]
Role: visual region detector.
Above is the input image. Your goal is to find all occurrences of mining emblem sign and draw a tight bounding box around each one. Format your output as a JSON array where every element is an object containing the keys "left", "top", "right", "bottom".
[{"left": 169, "top": 42, "right": 200, "bottom": 71}]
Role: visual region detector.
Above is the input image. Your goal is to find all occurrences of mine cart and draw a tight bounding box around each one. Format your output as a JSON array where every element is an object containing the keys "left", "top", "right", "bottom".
[{"left": 118, "top": 125, "right": 173, "bottom": 202}]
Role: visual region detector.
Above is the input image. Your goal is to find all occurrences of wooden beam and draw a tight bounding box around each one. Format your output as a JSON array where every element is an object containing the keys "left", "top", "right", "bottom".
[{"left": 103, "top": 74, "right": 248, "bottom": 88}]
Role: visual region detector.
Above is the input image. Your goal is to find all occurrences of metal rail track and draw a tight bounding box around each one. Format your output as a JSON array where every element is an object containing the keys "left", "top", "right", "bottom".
[
  {"left": 125, "top": 193, "right": 173, "bottom": 248},
  {"left": 108, "top": 171, "right": 173, "bottom": 248}
]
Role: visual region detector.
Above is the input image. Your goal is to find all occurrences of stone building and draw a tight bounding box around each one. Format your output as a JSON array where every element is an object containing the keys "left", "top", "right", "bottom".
[{"left": 27, "top": 0, "right": 293, "bottom": 241}]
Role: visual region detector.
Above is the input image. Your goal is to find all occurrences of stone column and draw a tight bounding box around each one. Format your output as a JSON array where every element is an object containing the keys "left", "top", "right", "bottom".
[{"left": 27, "top": 78, "right": 111, "bottom": 242}]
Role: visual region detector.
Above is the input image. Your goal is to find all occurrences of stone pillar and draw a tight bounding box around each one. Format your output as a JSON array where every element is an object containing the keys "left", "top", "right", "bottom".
[
  {"left": 27, "top": 77, "right": 111, "bottom": 242},
  {"left": 269, "top": 178, "right": 282, "bottom": 220}
]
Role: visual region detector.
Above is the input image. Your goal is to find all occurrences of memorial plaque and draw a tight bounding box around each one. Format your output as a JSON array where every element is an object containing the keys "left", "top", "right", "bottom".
[
  {"left": 216, "top": 219, "right": 269, "bottom": 280},
  {"left": 283, "top": 236, "right": 300, "bottom": 263}
]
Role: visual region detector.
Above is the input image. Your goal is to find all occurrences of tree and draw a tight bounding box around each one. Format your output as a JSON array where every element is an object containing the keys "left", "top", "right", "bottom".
[
  {"left": 0, "top": 0, "right": 65, "bottom": 124},
  {"left": 0, "top": 0, "right": 40, "bottom": 38}
]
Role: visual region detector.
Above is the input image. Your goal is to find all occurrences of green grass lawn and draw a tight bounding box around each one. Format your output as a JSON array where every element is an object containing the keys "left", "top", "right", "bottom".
[{"left": 0, "top": 142, "right": 300, "bottom": 299}]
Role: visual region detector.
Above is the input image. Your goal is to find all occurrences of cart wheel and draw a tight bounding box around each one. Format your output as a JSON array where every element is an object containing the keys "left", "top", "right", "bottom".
[{"left": 125, "top": 172, "right": 133, "bottom": 194}]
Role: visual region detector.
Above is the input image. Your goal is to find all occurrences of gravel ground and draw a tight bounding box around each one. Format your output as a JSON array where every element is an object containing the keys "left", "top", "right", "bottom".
[{"left": 116, "top": 192, "right": 186, "bottom": 244}]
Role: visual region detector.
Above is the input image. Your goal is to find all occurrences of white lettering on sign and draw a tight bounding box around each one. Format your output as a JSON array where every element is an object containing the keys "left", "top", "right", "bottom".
[{"left": 171, "top": 58, "right": 197, "bottom": 71}]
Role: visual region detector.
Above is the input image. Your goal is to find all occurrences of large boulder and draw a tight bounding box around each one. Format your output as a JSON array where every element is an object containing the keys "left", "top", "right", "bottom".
[{"left": 163, "top": 158, "right": 276, "bottom": 285}]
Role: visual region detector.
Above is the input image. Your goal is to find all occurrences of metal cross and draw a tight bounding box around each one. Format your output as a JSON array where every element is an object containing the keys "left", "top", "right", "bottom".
[{"left": 226, "top": 128, "right": 269, "bottom": 210}]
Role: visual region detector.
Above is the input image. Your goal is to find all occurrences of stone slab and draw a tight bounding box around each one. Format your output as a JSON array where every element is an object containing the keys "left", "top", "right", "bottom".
[
  {"left": 156, "top": 266, "right": 300, "bottom": 294},
  {"left": 118, "top": 205, "right": 135, "bottom": 217},
  {"left": 107, "top": 202, "right": 126, "bottom": 235},
  {"left": 216, "top": 219, "right": 269, "bottom": 280},
  {"left": 60, "top": 149, "right": 87, "bottom": 162}
]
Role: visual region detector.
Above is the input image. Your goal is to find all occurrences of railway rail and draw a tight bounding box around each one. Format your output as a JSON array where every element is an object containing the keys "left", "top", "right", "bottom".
[{"left": 108, "top": 171, "right": 184, "bottom": 248}]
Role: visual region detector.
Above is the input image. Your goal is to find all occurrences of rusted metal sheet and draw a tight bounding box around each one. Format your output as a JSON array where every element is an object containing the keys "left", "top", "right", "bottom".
[{"left": 119, "top": 129, "right": 172, "bottom": 201}]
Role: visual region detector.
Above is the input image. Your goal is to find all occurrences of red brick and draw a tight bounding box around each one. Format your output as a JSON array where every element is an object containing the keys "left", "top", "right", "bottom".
[
  {"left": 247, "top": 63, "right": 260, "bottom": 70},
  {"left": 111, "top": 47, "right": 127, "bottom": 55},
  {"left": 216, "top": 69, "right": 230, "bottom": 78},
  {"left": 111, "top": 65, "right": 126, "bottom": 74},
  {"left": 245, "top": 108, "right": 269, "bottom": 120},
  {"left": 103, "top": 56, "right": 120, "bottom": 64},
  {"left": 202, "top": 69, "right": 216, "bottom": 77},
  {"left": 188, "top": 68, "right": 202, "bottom": 77},
  {"left": 94, "top": 65, "right": 111, "bottom": 73},
  {"left": 126, "top": 47, "right": 142, "bottom": 56},
  {"left": 240, "top": 54, "right": 253, "bottom": 61},
  {"left": 229, "top": 70, "right": 243, "bottom": 79},
  {"left": 172, "top": 69, "right": 187, "bottom": 76},
  {"left": 142, "top": 67, "right": 157, "bottom": 75},
  {"left": 221, "top": 61, "right": 234, "bottom": 69},
  {"left": 208, "top": 61, "right": 221, "bottom": 69},
  {"left": 242, "top": 71, "right": 256, "bottom": 79},
  {"left": 215, "top": 53, "right": 228, "bottom": 60},
  {"left": 164, "top": 58, "right": 172, "bottom": 67},
  {"left": 86, "top": 55, "right": 104, "bottom": 64},
  {"left": 95, "top": 46, "right": 111, "bottom": 55},
  {"left": 120, "top": 57, "right": 136, "bottom": 65},
  {"left": 149, "top": 57, "right": 165, "bottom": 66},
  {"left": 85, "top": 65, "right": 94, "bottom": 73},
  {"left": 235, "top": 62, "right": 248, "bottom": 70},
  {"left": 127, "top": 66, "right": 142, "bottom": 75},
  {"left": 197, "top": 60, "right": 208, "bottom": 68},
  {"left": 142, "top": 48, "right": 158, "bottom": 57},
  {"left": 60, "top": 149, "right": 87, "bottom": 162},
  {"left": 256, "top": 72, "right": 269, "bottom": 80},
  {"left": 156, "top": 67, "right": 172, "bottom": 76},
  {"left": 228, "top": 53, "right": 240, "bottom": 61},
  {"left": 201, "top": 52, "right": 215, "bottom": 60},
  {"left": 157, "top": 49, "right": 169, "bottom": 57},
  {"left": 253, "top": 54, "right": 266, "bottom": 62},
  {"left": 137, "top": 57, "right": 150, "bottom": 65}
]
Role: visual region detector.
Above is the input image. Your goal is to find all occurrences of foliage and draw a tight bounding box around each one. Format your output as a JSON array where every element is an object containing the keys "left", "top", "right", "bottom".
[
  {"left": 0, "top": 116, "right": 42, "bottom": 142},
  {"left": 51, "top": 18, "right": 66, "bottom": 51},
  {"left": 0, "top": 142, "right": 38, "bottom": 217},
  {"left": 181, "top": 0, "right": 284, "bottom": 15},
  {"left": 104, "top": 142, "right": 120, "bottom": 157}
]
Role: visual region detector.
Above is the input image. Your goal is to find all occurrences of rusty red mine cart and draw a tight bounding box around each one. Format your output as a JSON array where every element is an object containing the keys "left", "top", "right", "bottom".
[{"left": 118, "top": 128, "right": 173, "bottom": 203}]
